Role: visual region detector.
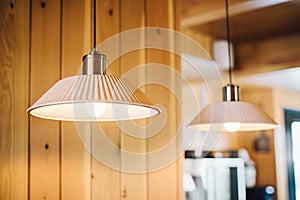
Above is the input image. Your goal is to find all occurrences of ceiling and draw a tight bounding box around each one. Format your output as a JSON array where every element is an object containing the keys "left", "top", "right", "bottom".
[
  {"left": 181, "top": 0, "right": 300, "bottom": 44},
  {"left": 180, "top": 0, "right": 300, "bottom": 92},
  {"left": 238, "top": 67, "right": 300, "bottom": 93},
  {"left": 181, "top": 54, "right": 300, "bottom": 93}
]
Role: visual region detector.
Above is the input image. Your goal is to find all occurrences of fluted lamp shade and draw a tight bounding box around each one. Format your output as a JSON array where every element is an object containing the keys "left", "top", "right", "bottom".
[
  {"left": 27, "top": 49, "right": 161, "bottom": 121},
  {"left": 188, "top": 84, "right": 278, "bottom": 132}
]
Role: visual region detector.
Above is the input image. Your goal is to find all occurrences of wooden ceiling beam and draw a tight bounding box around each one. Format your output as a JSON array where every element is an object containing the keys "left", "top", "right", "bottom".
[
  {"left": 181, "top": 0, "right": 291, "bottom": 28},
  {"left": 235, "top": 33, "right": 300, "bottom": 75}
]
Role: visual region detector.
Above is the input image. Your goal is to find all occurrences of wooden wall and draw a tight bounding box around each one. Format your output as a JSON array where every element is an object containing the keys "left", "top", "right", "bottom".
[
  {"left": 0, "top": 0, "right": 29, "bottom": 199},
  {"left": 0, "top": 0, "right": 183, "bottom": 199},
  {"left": 239, "top": 87, "right": 277, "bottom": 187}
]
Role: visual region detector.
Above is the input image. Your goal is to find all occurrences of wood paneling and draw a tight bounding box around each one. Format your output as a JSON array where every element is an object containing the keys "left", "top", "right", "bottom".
[
  {"left": 0, "top": 0, "right": 29, "bottom": 199},
  {"left": 120, "top": 0, "right": 148, "bottom": 199},
  {"left": 0, "top": 0, "right": 183, "bottom": 199},
  {"left": 30, "top": 0, "right": 61, "bottom": 199},
  {"left": 94, "top": 0, "right": 122, "bottom": 199},
  {"left": 146, "top": 0, "right": 182, "bottom": 199},
  {"left": 237, "top": 130, "right": 276, "bottom": 186},
  {"left": 240, "top": 87, "right": 276, "bottom": 187},
  {"left": 181, "top": 29, "right": 213, "bottom": 57},
  {"left": 61, "top": 1, "right": 92, "bottom": 199}
]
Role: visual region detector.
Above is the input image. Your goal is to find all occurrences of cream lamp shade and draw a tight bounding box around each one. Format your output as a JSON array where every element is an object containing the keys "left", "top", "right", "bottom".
[
  {"left": 188, "top": 84, "right": 278, "bottom": 132},
  {"left": 27, "top": 49, "right": 161, "bottom": 121}
]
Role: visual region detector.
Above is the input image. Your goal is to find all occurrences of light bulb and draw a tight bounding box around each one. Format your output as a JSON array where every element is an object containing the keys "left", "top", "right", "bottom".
[
  {"left": 224, "top": 122, "right": 241, "bottom": 132},
  {"left": 85, "top": 102, "right": 106, "bottom": 117}
]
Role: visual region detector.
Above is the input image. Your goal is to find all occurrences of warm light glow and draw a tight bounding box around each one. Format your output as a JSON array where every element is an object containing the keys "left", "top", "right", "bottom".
[
  {"left": 29, "top": 102, "right": 159, "bottom": 121},
  {"left": 85, "top": 102, "right": 106, "bottom": 117},
  {"left": 223, "top": 122, "right": 241, "bottom": 132}
]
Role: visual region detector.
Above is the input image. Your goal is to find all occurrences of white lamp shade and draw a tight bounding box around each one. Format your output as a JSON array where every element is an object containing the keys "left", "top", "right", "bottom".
[
  {"left": 188, "top": 101, "right": 278, "bottom": 132},
  {"left": 27, "top": 74, "right": 160, "bottom": 121}
]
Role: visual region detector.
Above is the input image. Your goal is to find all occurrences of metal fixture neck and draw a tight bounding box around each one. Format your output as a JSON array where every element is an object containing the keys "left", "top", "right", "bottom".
[
  {"left": 223, "top": 84, "right": 239, "bottom": 101},
  {"left": 82, "top": 49, "right": 107, "bottom": 75}
]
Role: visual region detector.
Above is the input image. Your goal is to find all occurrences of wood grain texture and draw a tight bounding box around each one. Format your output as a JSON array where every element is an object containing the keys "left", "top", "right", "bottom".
[
  {"left": 181, "top": 0, "right": 290, "bottom": 28},
  {"left": 30, "top": 0, "right": 61, "bottom": 199},
  {"left": 0, "top": 0, "right": 184, "bottom": 199},
  {"left": 236, "top": 34, "right": 300, "bottom": 75},
  {"left": 61, "top": 0, "right": 92, "bottom": 199},
  {"left": 146, "top": 0, "right": 182, "bottom": 199},
  {"left": 181, "top": 0, "right": 241, "bottom": 19},
  {"left": 120, "top": 0, "right": 148, "bottom": 199},
  {"left": 181, "top": 28, "right": 213, "bottom": 57},
  {"left": 190, "top": 1, "right": 300, "bottom": 44},
  {"left": 93, "top": 0, "right": 121, "bottom": 199},
  {"left": 0, "top": 0, "right": 29, "bottom": 199},
  {"left": 61, "top": 0, "right": 122, "bottom": 198}
]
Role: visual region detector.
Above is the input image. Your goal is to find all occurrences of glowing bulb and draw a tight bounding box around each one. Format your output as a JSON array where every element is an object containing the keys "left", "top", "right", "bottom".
[
  {"left": 224, "top": 122, "right": 241, "bottom": 132},
  {"left": 85, "top": 102, "right": 106, "bottom": 117}
]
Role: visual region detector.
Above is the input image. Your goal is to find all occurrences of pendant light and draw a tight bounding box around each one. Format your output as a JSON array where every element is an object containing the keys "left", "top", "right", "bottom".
[
  {"left": 188, "top": 0, "right": 277, "bottom": 132},
  {"left": 27, "top": 0, "right": 160, "bottom": 121}
]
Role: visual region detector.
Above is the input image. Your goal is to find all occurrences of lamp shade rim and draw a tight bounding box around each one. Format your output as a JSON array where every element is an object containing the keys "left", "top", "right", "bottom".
[
  {"left": 27, "top": 100, "right": 162, "bottom": 114},
  {"left": 27, "top": 101, "right": 161, "bottom": 121},
  {"left": 188, "top": 123, "right": 279, "bottom": 132}
]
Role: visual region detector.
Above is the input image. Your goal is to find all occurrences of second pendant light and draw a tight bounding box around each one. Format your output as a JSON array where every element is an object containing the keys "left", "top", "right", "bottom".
[{"left": 188, "top": 0, "right": 278, "bottom": 132}]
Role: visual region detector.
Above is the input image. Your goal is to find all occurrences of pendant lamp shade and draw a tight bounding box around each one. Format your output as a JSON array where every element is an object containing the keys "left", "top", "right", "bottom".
[
  {"left": 27, "top": 50, "right": 161, "bottom": 121},
  {"left": 188, "top": 101, "right": 278, "bottom": 132},
  {"left": 188, "top": 84, "right": 277, "bottom": 132}
]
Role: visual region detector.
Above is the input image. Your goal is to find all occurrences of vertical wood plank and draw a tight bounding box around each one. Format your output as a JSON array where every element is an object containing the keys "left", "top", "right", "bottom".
[
  {"left": 120, "top": 0, "right": 148, "bottom": 199},
  {"left": 0, "top": 0, "right": 30, "bottom": 199},
  {"left": 181, "top": 29, "right": 213, "bottom": 57},
  {"left": 93, "top": 0, "right": 121, "bottom": 199},
  {"left": 30, "top": 0, "right": 61, "bottom": 199},
  {"left": 146, "top": 0, "right": 182, "bottom": 199},
  {"left": 61, "top": 0, "right": 92, "bottom": 199}
]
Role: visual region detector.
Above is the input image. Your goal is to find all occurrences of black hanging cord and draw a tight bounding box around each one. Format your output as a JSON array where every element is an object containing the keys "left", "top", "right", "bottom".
[
  {"left": 225, "top": 0, "right": 233, "bottom": 84},
  {"left": 93, "top": 0, "right": 97, "bottom": 48}
]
